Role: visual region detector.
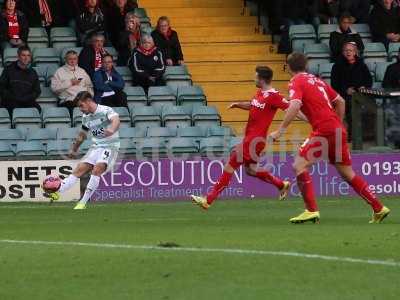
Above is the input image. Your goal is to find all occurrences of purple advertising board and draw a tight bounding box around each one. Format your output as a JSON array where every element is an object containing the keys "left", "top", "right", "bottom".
[{"left": 93, "top": 153, "right": 400, "bottom": 201}]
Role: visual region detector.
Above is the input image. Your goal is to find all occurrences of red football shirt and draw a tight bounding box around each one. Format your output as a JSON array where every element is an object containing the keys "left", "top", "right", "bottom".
[
  {"left": 7, "top": 13, "right": 20, "bottom": 39},
  {"left": 288, "top": 72, "right": 342, "bottom": 134},
  {"left": 244, "top": 88, "right": 289, "bottom": 143}
]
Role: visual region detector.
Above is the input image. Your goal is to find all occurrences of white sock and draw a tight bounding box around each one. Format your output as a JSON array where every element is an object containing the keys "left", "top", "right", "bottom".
[
  {"left": 79, "top": 175, "right": 100, "bottom": 205},
  {"left": 59, "top": 175, "right": 78, "bottom": 193}
]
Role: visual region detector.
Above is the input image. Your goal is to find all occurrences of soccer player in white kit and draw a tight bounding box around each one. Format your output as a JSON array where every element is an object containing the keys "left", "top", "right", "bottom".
[{"left": 44, "top": 91, "right": 120, "bottom": 210}]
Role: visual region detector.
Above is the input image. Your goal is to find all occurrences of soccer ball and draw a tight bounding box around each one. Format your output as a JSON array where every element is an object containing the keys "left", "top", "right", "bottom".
[{"left": 42, "top": 174, "right": 62, "bottom": 192}]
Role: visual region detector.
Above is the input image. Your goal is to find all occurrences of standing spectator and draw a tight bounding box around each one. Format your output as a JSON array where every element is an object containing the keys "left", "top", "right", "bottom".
[
  {"left": 51, "top": 50, "right": 93, "bottom": 116},
  {"left": 76, "top": 0, "right": 106, "bottom": 46},
  {"left": 93, "top": 54, "right": 127, "bottom": 106},
  {"left": 152, "top": 16, "right": 184, "bottom": 66},
  {"left": 331, "top": 42, "right": 372, "bottom": 136},
  {"left": 0, "top": 46, "right": 41, "bottom": 116},
  {"left": 106, "top": 0, "right": 137, "bottom": 47},
  {"left": 20, "top": 0, "right": 53, "bottom": 28},
  {"left": 311, "top": 0, "right": 340, "bottom": 26},
  {"left": 329, "top": 13, "right": 364, "bottom": 61},
  {"left": 0, "top": 0, "right": 29, "bottom": 50},
  {"left": 340, "top": 0, "right": 370, "bottom": 23},
  {"left": 116, "top": 12, "right": 140, "bottom": 66},
  {"left": 370, "top": 0, "right": 400, "bottom": 49},
  {"left": 128, "top": 35, "right": 165, "bottom": 92},
  {"left": 79, "top": 33, "right": 108, "bottom": 79}
]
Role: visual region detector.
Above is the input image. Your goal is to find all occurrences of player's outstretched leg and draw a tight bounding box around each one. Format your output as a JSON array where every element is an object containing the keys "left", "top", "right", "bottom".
[
  {"left": 335, "top": 164, "right": 390, "bottom": 223},
  {"left": 289, "top": 156, "right": 320, "bottom": 224},
  {"left": 74, "top": 163, "right": 105, "bottom": 210}
]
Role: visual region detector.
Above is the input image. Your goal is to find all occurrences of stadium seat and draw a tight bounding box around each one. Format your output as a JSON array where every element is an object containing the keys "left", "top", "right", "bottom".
[
  {"left": 161, "top": 105, "right": 192, "bottom": 128},
  {"left": 38, "top": 86, "right": 58, "bottom": 109},
  {"left": 16, "top": 141, "right": 46, "bottom": 156},
  {"left": 47, "top": 140, "right": 71, "bottom": 156},
  {"left": 304, "top": 43, "right": 331, "bottom": 75},
  {"left": 176, "top": 85, "right": 206, "bottom": 106},
  {"left": 28, "top": 27, "right": 49, "bottom": 49},
  {"left": 60, "top": 47, "right": 83, "bottom": 63},
  {"left": 229, "top": 137, "right": 243, "bottom": 152},
  {"left": 130, "top": 106, "right": 162, "bottom": 129},
  {"left": 317, "top": 24, "right": 337, "bottom": 45},
  {"left": 366, "top": 62, "right": 377, "bottom": 79},
  {"left": 0, "top": 108, "right": 11, "bottom": 129},
  {"left": 352, "top": 24, "right": 372, "bottom": 43},
  {"left": 318, "top": 63, "right": 334, "bottom": 84},
  {"left": 119, "top": 139, "right": 136, "bottom": 155},
  {"left": 363, "top": 43, "right": 387, "bottom": 64},
  {"left": 105, "top": 47, "right": 118, "bottom": 62},
  {"left": 45, "top": 65, "right": 59, "bottom": 86},
  {"left": 113, "top": 107, "right": 131, "bottom": 127},
  {"left": 289, "top": 24, "right": 317, "bottom": 52},
  {"left": 134, "top": 8, "right": 151, "bottom": 27},
  {"left": 167, "top": 137, "right": 199, "bottom": 154},
  {"left": 124, "top": 87, "right": 148, "bottom": 106},
  {"left": 146, "top": 126, "right": 176, "bottom": 139},
  {"left": 42, "top": 107, "right": 71, "bottom": 129},
  {"left": 34, "top": 66, "right": 48, "bottom": 86},
  {"left": 0, "top": 128, "right": 25, "bottom": 146},
  {"left": 115, "top": 66, "right": 133, "bottom": 85},
  {"left": 3, "top": 48, "right": 18, "bottom": 66},
  {"left": 388, "top": 43, "right": 400, "bottom": 61},
  {"left": 199, "top": 137, "right": 228, "bottom": 155},
  {"left": 26, "top": 128, "right": 57, "bottom": 145},
  {"left": 50, "top": 27, "right": 78, "bottom": 50},
  {"left": 32, "top": 48, "right": 61, "bottom": 68},
  {"left": 148, "top": 86, "right": 177, "bottom": 107},
  {"left": 375, "top": 62, "right": 391, "bottom": 83},
  {"left": 57, "top": 127, "right": 79, "bottom": 140},
  {"left": 137, "top": 137, "right": 168, "bottom": 156},
  {"left": 163, "top": 65, "right": 192, "bottom": 89},
  {"left": 192, "top": 105, "right": 221, "bottom": 127},
  {"left": 12, "top": 108, "right": 42, "bottom": 130},
  {"left": 119, "top": 127, "right": 146, "bottom": 140},
  {"left": 207, "top": 126, "right": 234, "bottom": 137},
  {"left": 73, "top": 108, "right": 83, "bottom": 127},
  {"left": 177, "top": 126, "right": 206, "bottom": 142},
  {"left": 0, "top": 141, "right": 14, "bottom": 156}
]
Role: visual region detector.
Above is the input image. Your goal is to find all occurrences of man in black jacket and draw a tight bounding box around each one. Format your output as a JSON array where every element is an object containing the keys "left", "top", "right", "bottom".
[
  {"left": 79, "top": 33, "right": 108, "bottom": 79},
  {"left": 383, "top": 50, "right": 400, "bottom": 88},
  {"left": 76, "top": 0, "right": 106, "bottom": 46},
  {"left": 370, "top": 0, "right": 400, "bottom": 49},
  {"left": 0, "top": 46, "right": 41, "bottom": 116}
]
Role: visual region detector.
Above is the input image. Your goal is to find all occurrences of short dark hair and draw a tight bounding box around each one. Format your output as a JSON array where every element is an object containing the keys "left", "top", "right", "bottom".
[
  {"left": 255, "top": 66, "right": 273, "bottom": 84},
  {"left": 74, "top": 91, "right": 94, "bottom": 105},
  {"left": 65, "top": 50, "right": 78, "bottom": 58},
  {"left": 17, "top": 45, "right": 31, "bottom": 55},
  {"left": 287, "top": 53, "right": 308, "bottom": 73},
  {"left": 102, "top": 53, "right": 113, "bottom": 61}
]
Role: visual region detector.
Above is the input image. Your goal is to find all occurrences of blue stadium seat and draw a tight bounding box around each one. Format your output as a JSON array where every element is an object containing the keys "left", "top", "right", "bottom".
[
  {"left": 0, "top": 128, "right": 25, "bottom": 146},
  {"left": 0, "top": 141, "right": 14, "bottom": 156},
  {"left": 304, "top": 43, "right": 331, "bottom": 75},
  {"left": 199, "top": 137, "right": 228, "bottom": 155},
  {"left": 47, "top": 140, "right": 70, "bottom": 156},
  {"left": 318, "top": 63, "right": 334, "bottom": 84},
  {"left": 375, "top": 62, "right": 392, "bottom": 83},
  {"left": 113, "top": 107, "right": 131, "bottom": 127},
  {"left": 124, "top": 87, "right": 148, "bottom": 106},
  {"left": 119, "top": 127, "right": 146, "bottom": 140},
  {"left": 72, "top": 108, "right": 83, "bottom": 127},
  {"left": 130, "top": 106, "right": 162, "bottom": 129},
  {"left": 176, "top": 85, "right": 206, "bottom": 106},
  {"left": 3, "top": 48, "right": 18, "bottom": 66},
  {"left": 28, "top": 27, "right": 49, "bottom": 49},
  {"left": 289, "top": 24, "right": 317, "bottom": 52},
  {"left": 207, "top": 126, "right": 234, "bottom": 137},
  {"left": 164, "top": 65, "right": 192, "bottom": 89},
  {"left": 161, "top": 105, "right": 192, "bottom": 128},
  {"left": 0, "top": 108, "right": 11, "bottom": 129},
  {"left": 26, "top": 128, "right": 57, "bottom": 145},
  {"left": 79, "top": 140, "right": 93, "bottom": 154},
  {"left": 192, "top": 105, "right": 221, "bottom": 127},
  {"left": 16, "top": 141, "right": 46, "bottom": 156},
  {"left": 363, "top": 43, "right": 387, "bottom": 64},
  {"left": 12, "top": 108, "right": 42, "bottom": 130},
  {"left": 115, "top": 66, "right": 133, "bottom": 85},
  {"left": 148, "top": 86, "right": 177, "bottom": 107},
  {"left": 352, "top": 24, "right": 372, "bottom": 43},
  {"left": 388, "top": 43, "right": 400, "bottom": 62},
  {"left": 33, "top": 48, "right": 60, "bottom": 68},
  {"left": 50, "top": 27, "right": 78, "bottom": 50},
  {"left": 317, "top": 24, "right": 337, "bottom": 45},
  {"left": 146, "top": 127, "right": 176, "bottom": 138},
  {"left": 229, "top": 137, "right": 243, "bottom": 152},
  {"left": 119, "top": 139, "right": 136, "bottom": 155},
  {"left": 38, "top": 86, "right": 58, "bottom": 109},
  {"left": 168, "top": 137, "right": 199, "bottom": 154},
  {"left": 177, "top": 126, "right": 206, "bottom": 143},
  {"left": 42, "top": 107, "right": 71, "bottom": 129},
  {"left": 57, "top": 127, "right": 80, "bottom": 140},
  {"left": 137, "top": 138, "right": 167, "bottom": 156}
]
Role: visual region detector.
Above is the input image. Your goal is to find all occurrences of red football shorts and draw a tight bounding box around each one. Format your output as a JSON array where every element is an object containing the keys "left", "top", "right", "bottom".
[
  {"left": 228, "top": 139, "right": 266, "bottom": 169},
  {"left": 298, "top": 128, "right": 352, "bottom": 165}
]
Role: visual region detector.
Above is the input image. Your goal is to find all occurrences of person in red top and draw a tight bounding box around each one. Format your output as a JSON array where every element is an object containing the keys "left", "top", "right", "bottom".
[
  {"left": 0, "top": 0, "right": 29, "bottom": 49},
  {"left": 191, "top": 66, "right": 292, "bottom": 210},
  {"left": 269, "top": 53, "right": 390, "bottom": 224}
]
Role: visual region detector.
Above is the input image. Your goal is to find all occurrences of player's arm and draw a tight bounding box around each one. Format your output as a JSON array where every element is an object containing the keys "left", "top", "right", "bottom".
[
  {"left": 269, "top": 100, "right": 302, "bottom": 141},
  {"left": 331, "top": 95, "right": 345, "bottom": 121},
  {"left": 296, "top": 110, "right": 308, "bottom": 122},
  {"left": 104, "top": 115, "right": 120, "bottom": 137},
  {"left": 70, "top": 129, "right": 88, "bottom": 158},
  {"left": 228, "top": 102, "right": 251, "bottom": 110}
]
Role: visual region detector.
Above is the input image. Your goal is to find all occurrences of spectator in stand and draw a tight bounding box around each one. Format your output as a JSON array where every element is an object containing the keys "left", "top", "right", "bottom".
[
  {"left": 93, "top": 54, "right": 127, "bottom": 106},
  {"left": 106, "top": 0, "right": 137, "bottom": 47},
  {"left": 79, "top": 33, "right": 108, "bottom": 79},
  {"left": 383, "top": 49, "right": 400, "bottom": 88},
  {"left": 152, "top": 16, "right": 184, "bottom": 66},
  {"left": 20, "top": 0, "right": 53, "bottom": 28},
  {"left": 128, "top": 35, "right": 165, "bottom": 92},
  {"left": 331, "top": 42, "right": 372, "bottom": 136},
  {"left": 339, "top": 0, "right": 370, "bottom": 23},
  {"left": 311, "top": 0, "right": 340, "bottom": 27},
  {"left": 76, "top": 0, "right": 106, "bottom": 46},
  {"left": 51, "top": 50, "right": 93, "bottom": 116},
  {"left": 0, "top": 46, "right": 41, "bottom": 116},
  {"left": 0, "top": 0, "right": 29, "bottom": 50},
  {"left": 370, "top": 0, "right": 400, "bottom": 49},
  {"left": 329, "top": 13, "right": 364, "bottom": 61},
  {"left": 117, "top": 12, "right": 140, "bottom": 66}
]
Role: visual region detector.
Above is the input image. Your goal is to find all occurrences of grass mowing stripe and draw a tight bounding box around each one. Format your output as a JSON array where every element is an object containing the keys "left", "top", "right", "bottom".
[{"left": 1, "top": 239, "right": 399, "bottom": 268}]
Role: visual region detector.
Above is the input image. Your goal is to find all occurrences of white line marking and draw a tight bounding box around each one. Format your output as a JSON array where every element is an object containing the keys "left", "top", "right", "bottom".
[{"left": 0, "top": 239, "right": 399, "bottom": 268}]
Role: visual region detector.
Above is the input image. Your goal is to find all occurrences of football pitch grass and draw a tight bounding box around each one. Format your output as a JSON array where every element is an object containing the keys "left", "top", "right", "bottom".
[{"left": 0, "top": 197, "right": 399, "bottom": 300}]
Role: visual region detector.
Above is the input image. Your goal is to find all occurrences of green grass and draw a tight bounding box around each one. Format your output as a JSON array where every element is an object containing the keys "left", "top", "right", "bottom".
[{"left": 0, "top": 197, "right": 399, "bottom": 300}]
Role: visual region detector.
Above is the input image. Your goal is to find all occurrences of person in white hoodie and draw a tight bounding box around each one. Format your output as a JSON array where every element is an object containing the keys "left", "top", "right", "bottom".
[{"left": 51, "top": 50, "right": 93, "bottom": 116}]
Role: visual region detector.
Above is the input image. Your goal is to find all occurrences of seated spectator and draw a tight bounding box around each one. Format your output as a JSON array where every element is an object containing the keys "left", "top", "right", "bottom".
[
  {"left": 20, "top": 0, "right": 54, "bottom": 28},
  {"left": 0, "top": 46, "right": 41, "bottom": 116},
  {"left": 311, "top": 0, "right": 340, "bottom": 26},
  {"left": 76, "top": 0, "right": 106, "bottom": 46},
  {"left": 106, "top": 0, "right": 138, "bottom": 47},
  {"left": 79, "top": 33, "right": 108, "bottom": 79},
  {"left": 93, "top": 54, "right": 127, "bottom": 106},
  {"left": 331, "top": 42, "right": 372, "bottom": 136},
  {"left": 370, "top": 0, "right": 400, "bottom": 49},
  {"left": 116, "top": 12, "right": 140, "bottom": 66},
  {"left": 329, "top": 13, "right": 364, "bottom": 61},
  {"left": 128, "top": 35, "right": 165, "bottom": 92},
  {"left": 382, "top": 49, "right": 400, "bottom": 88},
  {"left": 0, "top": 0, "right": 29, "bottom": 50},
  {"left": 340, "top": 0, "right": 370, "bottom": 23},
  {"left": 51, "top": 50, "right": 93, "bottom": 116},
  {"left": 152, "top": 16, "right": 184, "bottom": 66}
]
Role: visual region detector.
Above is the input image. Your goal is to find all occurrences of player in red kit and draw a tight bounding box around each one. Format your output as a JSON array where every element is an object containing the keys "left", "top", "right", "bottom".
[
  {"left": 269, "top": 53, "right": 390, "bottom": 224},
  {"left": 191, "top": 66, "right": 292, "bottom": 210}
]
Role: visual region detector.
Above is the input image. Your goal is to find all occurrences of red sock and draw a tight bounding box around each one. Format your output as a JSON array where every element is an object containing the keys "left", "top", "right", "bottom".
[
  {"left": 349, "top": 175, "right": 383, "bottom": 213},
  {"left": 297, "top": 171, "right": 318, "bottom": 212},
  {"left": 206, "top": 171, "right": 232, "bottom": 205},
  {"left": 256, "top": 171, "right": 284, "bottom": 190}
]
